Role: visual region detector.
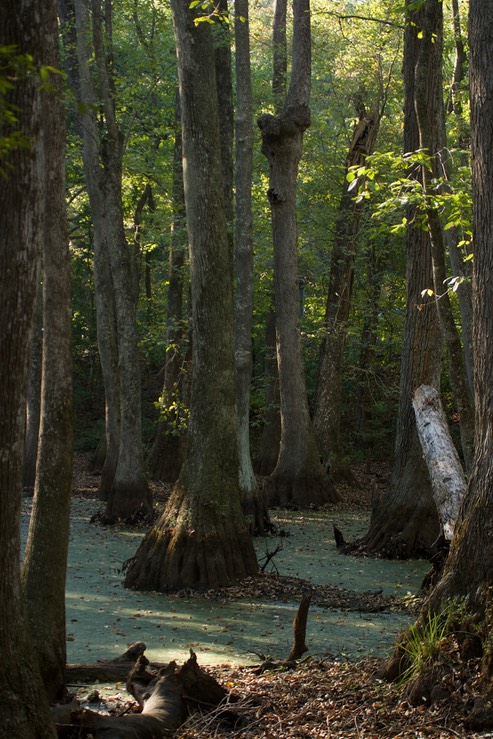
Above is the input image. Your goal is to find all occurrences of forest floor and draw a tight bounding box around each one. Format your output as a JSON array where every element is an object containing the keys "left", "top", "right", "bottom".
[{"left": 29, "top": 456, "right": 492, "bottom": 738}]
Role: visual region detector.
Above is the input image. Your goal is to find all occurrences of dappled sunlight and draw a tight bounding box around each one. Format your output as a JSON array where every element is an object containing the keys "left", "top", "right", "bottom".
[{"left": 23, "top": 497, "right": 426, "bottom": 666}]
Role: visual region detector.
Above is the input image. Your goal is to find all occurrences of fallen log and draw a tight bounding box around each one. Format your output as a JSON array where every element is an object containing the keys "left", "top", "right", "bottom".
[
  {"left": 412, "top": 384, "right": 467, "bottom": 540},
  {"left": 65, "top": 641, "right": 164, "bottom": 684},
  {"left": 58, "top": 649, "right": 229, "bottom": 738}
]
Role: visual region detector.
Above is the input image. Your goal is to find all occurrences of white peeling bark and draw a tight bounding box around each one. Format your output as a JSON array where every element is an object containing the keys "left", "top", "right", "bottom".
[{"left": 412, "top": 384, "right": 466, "bottom": 540}]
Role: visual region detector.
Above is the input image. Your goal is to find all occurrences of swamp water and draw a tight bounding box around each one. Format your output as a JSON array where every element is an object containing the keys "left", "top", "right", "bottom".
[{"left": 33, "top": 500, "right": 430, "bottom": 667}]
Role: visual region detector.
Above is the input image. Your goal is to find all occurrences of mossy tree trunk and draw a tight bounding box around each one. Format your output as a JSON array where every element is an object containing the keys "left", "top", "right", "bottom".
[{"left": 125, "top": 0, "right": 258, "bottom": 591}]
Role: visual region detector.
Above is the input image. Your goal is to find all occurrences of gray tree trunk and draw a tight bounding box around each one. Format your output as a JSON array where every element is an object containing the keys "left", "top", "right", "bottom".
[
  {"left": 22, "top": 13, "right": 73, "bottom": 702},
  {"left": 124, "top": 0, "right": 258, "bottom": 591},
  {"left": 234, "top": 0, "right": 269, "bottom": 534},
  {"left": 74, "top": 0, "right": 151, "bottom": 519},
  {"left": 253, "top": 306, "right": 281, "bottom": 476},
  {"left": 259, "top": 0, "right": 338, "bottom": 507},
  {"left": 413, "top": 385, "right": 466, "bottom": 540}
]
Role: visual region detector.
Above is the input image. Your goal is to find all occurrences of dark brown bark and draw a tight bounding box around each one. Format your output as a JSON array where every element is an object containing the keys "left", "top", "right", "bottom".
[
  {"left": 287, "top": 595, "right": 311, "bottom": 661},
  {"left": 148, "top": 90, "right": 188, "bottom": 484},
  {"left": 259, "top": 0, "right": 338, "bottom": 507},
  {"left": 21, "top": 5, "right": 73, "bottom": 703},
  {"left": 362, "top": 0, "right": 441, "bottom": 558},
  {"left": 414, "top": 0, "right": 474, "bottom": 471},
  {"left": 313, "top": 101, "right": 381, "bottom": 473},
  {"left": 22, "top": 276, "right": 43, "bottom": 490},
  {"left": 0, "top": 1, "right": 59, "bottom": 735},
  {"left": 427, "top": 0, "right": 493, "bottom": 614},
  {"left": 125, "top": 0, "right": 258, "bottom": 591},
  {"left": 444, "top": 0, "right": 473, "bottom": 400},
  {"left": 353, "top": 240, "right": 386, "bottom": 456}
]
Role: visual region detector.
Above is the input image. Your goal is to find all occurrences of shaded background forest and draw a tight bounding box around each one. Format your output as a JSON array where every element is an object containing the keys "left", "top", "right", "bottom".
[{"left": 65, "top": 0, "right": 468, "bottom": 470}]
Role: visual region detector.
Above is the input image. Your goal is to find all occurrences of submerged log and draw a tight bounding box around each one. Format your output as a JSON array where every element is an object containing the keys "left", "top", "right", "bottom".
[{"left": 412, "top": 384, "right": 467, "bottom": 540}]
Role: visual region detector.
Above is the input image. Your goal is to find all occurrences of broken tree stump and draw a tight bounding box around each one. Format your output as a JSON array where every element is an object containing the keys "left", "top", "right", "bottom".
[
  {"left": 412, "top": 384, "right": 467, "bottom": 540},
  {"left": 287, "top": 594, "right": 312, "bottom": 661}
]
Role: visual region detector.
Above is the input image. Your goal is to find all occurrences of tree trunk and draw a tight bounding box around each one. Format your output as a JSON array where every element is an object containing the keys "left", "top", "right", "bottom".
[
  {"left": 414, "top": 0, "right": 474, "bottom": 471},
  {"left": 259, "top": 0, "right": 338, "bottom": 507},
  {"left": 21, "top": 8, "right": 73, "bottom": 703},
  {"left": 444, "top": 0, "right": 473, "bottom": 401},
  {"left": 412, "top": 385, "right": 466, "bottom": 540},
  {"left": 234, "top": 0, "right": 269, "bottom": 534},
  {"left": 427, "top": 0, "right": 493, "bottom": 614},
  {"left": 313, "top": 100, "right": 381, "bottom": 476},
  {"left": 0, "top": 2, "right": 59, "bottom": 735},
  {"left": 362, "top": 0, "right": 441, "bottom": 557},
  {"left": 22, "top": 276, "right": 43, "bottom": 491},
  {"left": 354, "top": 240, "right": 386, "bottom": 459},
  {"left": 124, "top": 0, "right": 258, "bottom": 591},
  {"left": 253, "top": 306, "right": 282, "bottom": 476},
  {"left": 147, "top": 89, "right": 188, "bottom": 484},
  {"left": 74, "top": 0, "right": 151, "bottom": 519}
]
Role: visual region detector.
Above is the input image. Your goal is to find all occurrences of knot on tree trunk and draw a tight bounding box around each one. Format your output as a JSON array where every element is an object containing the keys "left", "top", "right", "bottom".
[{"left": 268, "top": 187, "right": 286, "bottom": 204}]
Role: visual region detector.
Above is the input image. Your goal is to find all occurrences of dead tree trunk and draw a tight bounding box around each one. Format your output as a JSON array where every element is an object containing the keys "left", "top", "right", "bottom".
[
  {"left": 412, "top": 385, "right": 466, "bottom": 540},
  {"left": 59, "top": 651, "right": 228, "bottom": 739}
]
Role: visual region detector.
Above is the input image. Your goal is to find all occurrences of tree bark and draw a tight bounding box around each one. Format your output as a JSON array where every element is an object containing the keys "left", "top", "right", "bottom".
[
  {"left": 414, "top": 0, "right": 474, "bottom": 471},
  {"left": 259, "top": 0, "right": 338, "bottom": 507},
  {"left": 234, "top": 0, "right": 269, "bottom": 534},
  {"left": 313, "top": 99, "right": 381, "bottom": 476},
  {"left": 361, "top": 0, "right": 441, "bottom": 558},
  {"left": 412, "top": 385, "right": 466, "bottom": 540},
  {"left": 124, "top": 0, "right": 258, "bottom": 591},
  {"left": 0, "top": 2, "right": 59, "bottom": 734},
  {"left": 253, "top": 306, "right": 282, "bottom": 476},
  {"left": 427, "top": 0, "right": 493, "bottom": 614},
  {"left": 61, "top": 652, "right": 228, "bottom": 739},
  {"left": 22, "top": 276, "right": 43, "bottom": 491},
  {"left": 21, "top": 7, "right": 73, "bottom": 703},
  {"left": 147, "top": 89, "right": 188, "bottom": 484},
  {"left": 74, "top": 0, "right": 151, "bottom": 519}
]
